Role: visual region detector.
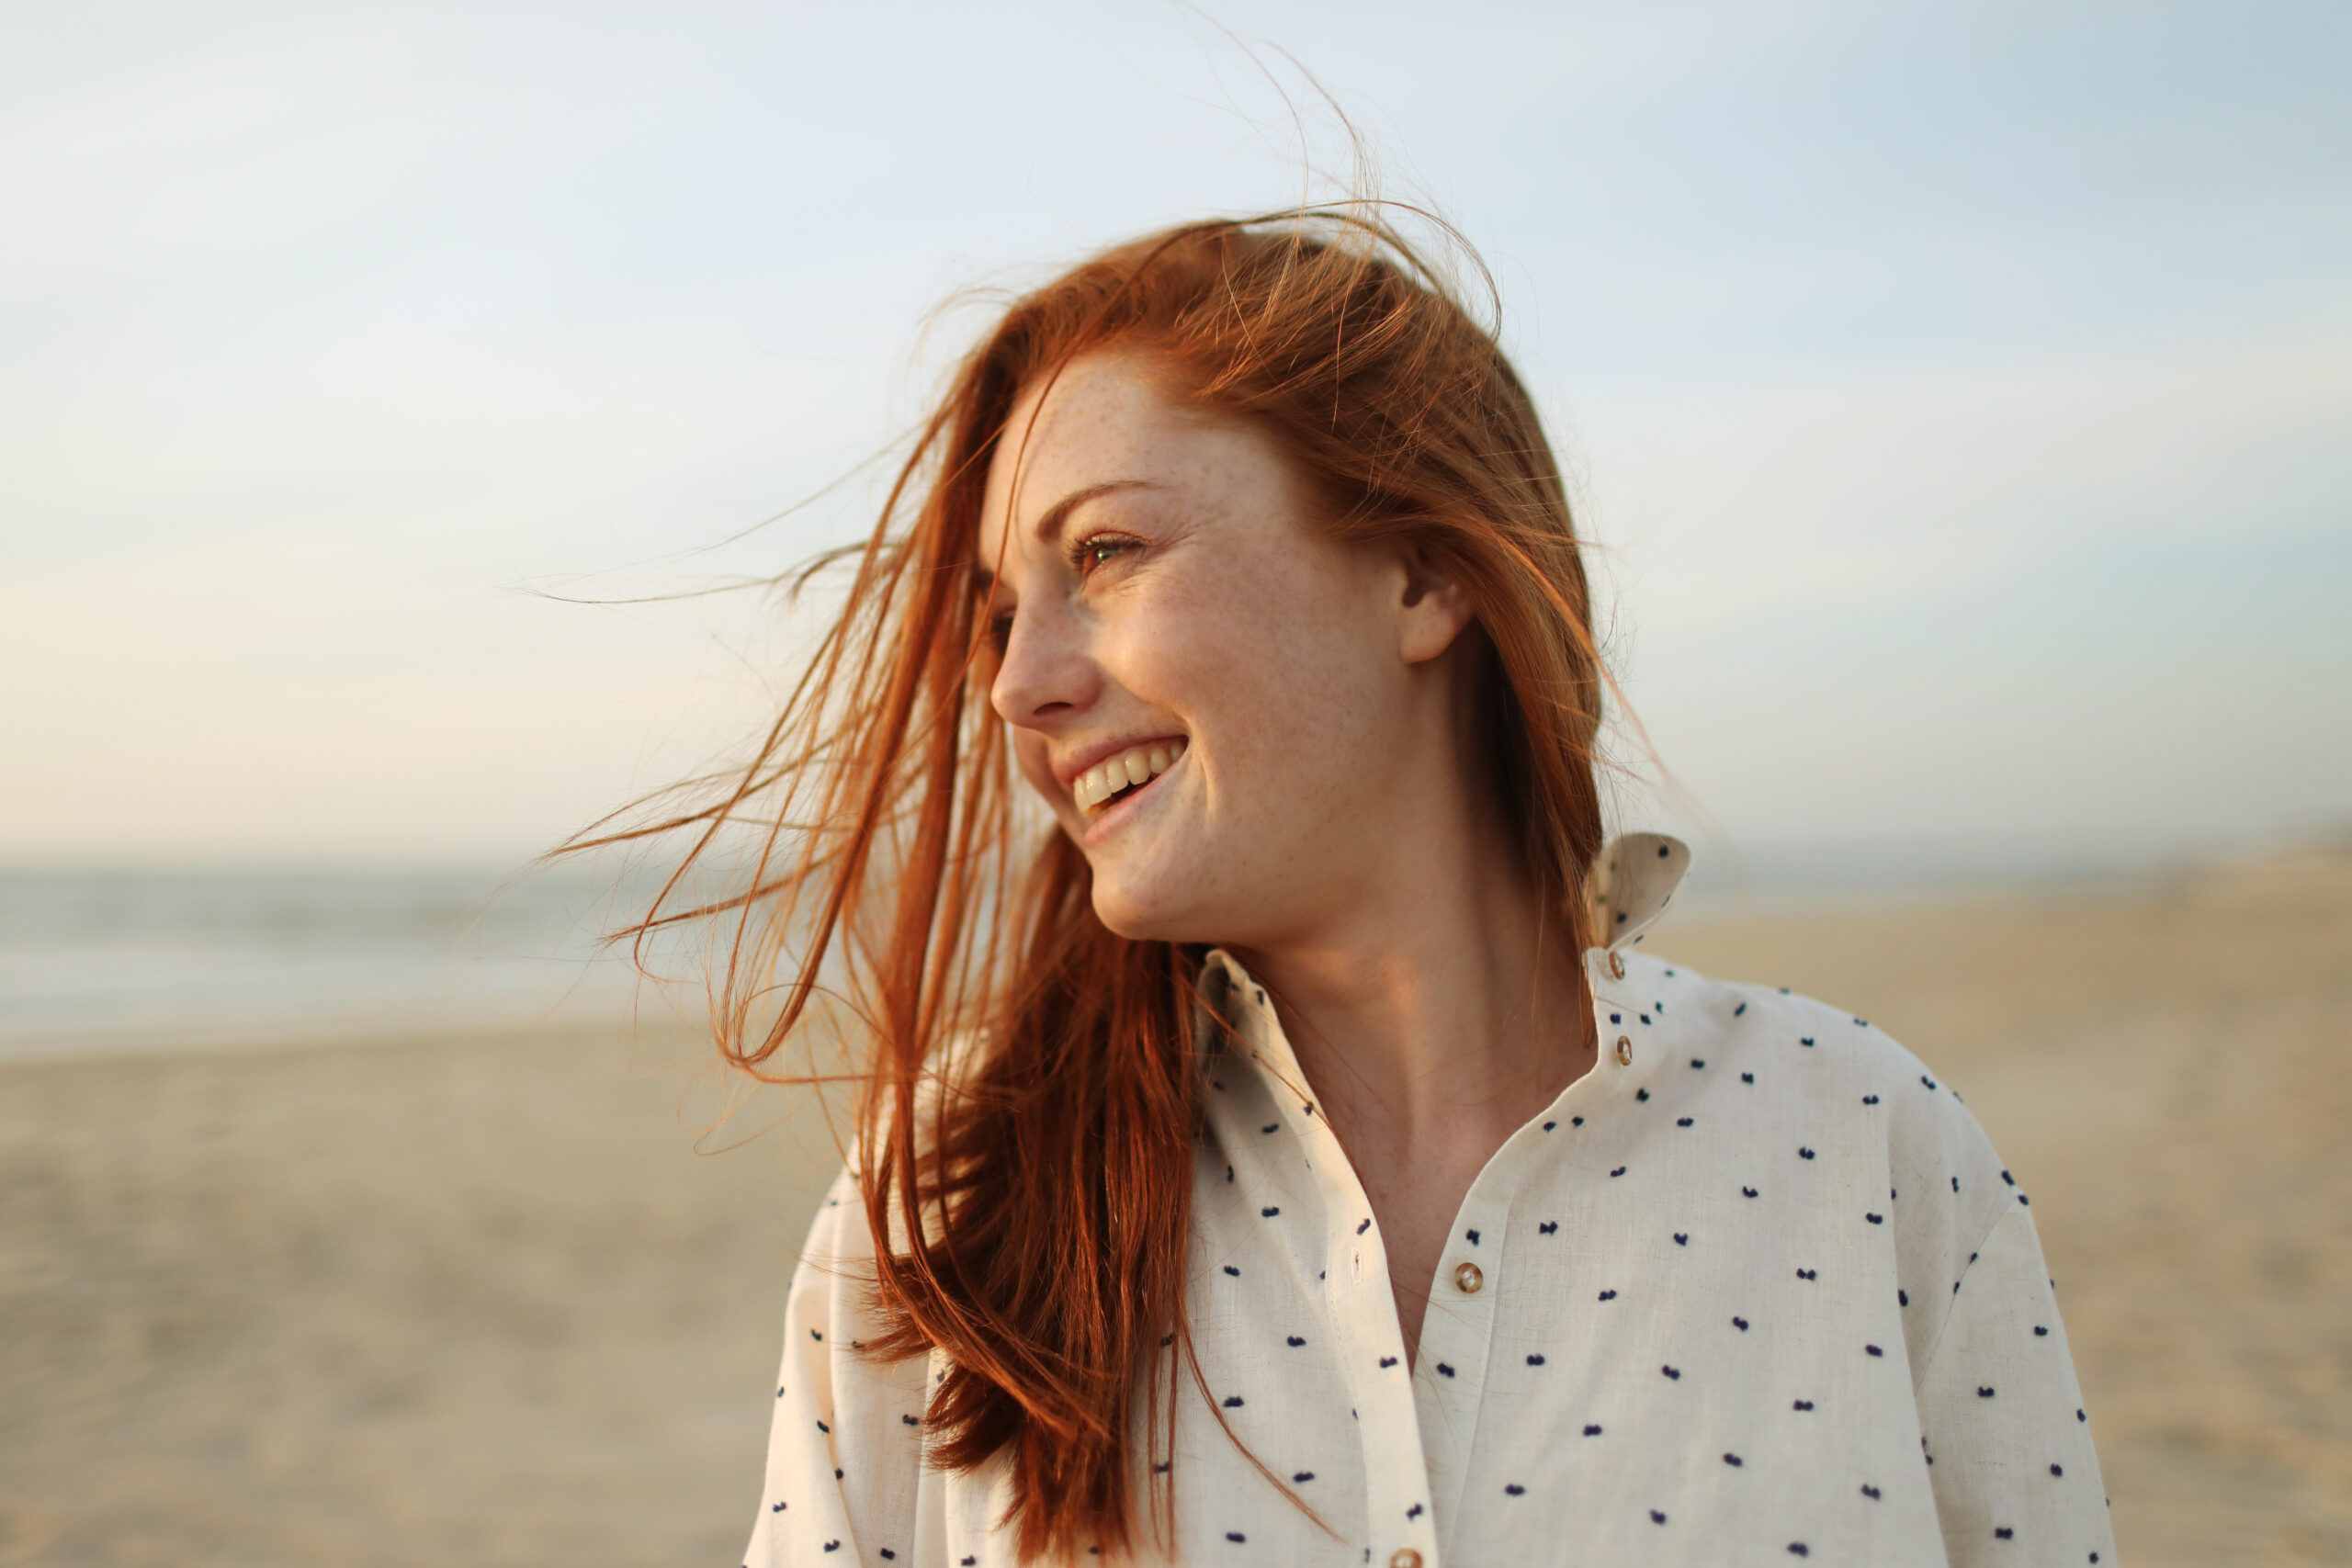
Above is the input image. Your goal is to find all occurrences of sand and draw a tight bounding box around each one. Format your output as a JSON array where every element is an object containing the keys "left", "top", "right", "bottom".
[
  {"left": 0, "top": 1021, "right": 844, "bottom": 1568},
  {"left": 2, "top": 851, "right": 2346, "bottom": 1566}
]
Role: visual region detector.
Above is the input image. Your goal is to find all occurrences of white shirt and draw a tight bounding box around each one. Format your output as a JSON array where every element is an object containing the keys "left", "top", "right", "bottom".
[{"left": 743, "top": 835, "right": 2117, "bottom": 1567}]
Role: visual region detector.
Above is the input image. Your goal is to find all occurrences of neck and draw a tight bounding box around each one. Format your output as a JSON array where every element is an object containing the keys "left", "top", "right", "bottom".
[{"left": 1223, "top": 807, "right": 1598, "bottom": 1169}]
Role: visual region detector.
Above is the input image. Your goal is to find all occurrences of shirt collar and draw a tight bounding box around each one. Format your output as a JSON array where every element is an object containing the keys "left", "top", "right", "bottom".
[
  {"left": 1193, "top": 945, "right": 1317, "bottom": 1119},
  {"left": 1589, "top": 831, "right": 1692, "bottom": 953}
]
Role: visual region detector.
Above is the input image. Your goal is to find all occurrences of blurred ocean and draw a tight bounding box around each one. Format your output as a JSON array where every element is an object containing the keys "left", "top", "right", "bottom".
[
  {"left": 0, "top": 825, "right": 2283, "bottom": 1062},
  {"left": 1661, "top": 826, "right": 2236, "bottom": 910},
  {"left": 0, "top": 863, "right": 668, "bottom": 1062}
]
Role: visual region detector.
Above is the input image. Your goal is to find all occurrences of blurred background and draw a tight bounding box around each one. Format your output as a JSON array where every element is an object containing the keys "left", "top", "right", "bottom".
[{"left": 2, "top": 3, "right": 2346, "bottom": 1564}]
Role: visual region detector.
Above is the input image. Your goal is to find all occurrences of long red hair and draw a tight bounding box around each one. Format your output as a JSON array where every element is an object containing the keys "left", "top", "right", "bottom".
[{"left": 574, "top": 209, "right": 1611, "bottom": 1562}]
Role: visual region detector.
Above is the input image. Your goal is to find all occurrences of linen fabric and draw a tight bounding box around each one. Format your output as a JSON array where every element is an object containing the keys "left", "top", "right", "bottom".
[{"left": 743, "top": 836, "right": 2117, "bottom": 1567}]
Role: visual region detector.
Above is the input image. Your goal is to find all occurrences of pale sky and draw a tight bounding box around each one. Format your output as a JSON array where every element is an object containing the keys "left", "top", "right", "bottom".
[{"left": 4, "top": 1, "right": 2346, "bottom": 869}]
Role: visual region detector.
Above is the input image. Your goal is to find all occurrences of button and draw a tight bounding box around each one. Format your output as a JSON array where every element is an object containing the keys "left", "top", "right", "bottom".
[
  {"left": 1453, "top": 1261, "right": 1484, "bottom": 1294},
  {"left": 1608, "top": 951, "right": 1626, "bottom": 979},
  {"left": 1614, "top": 1035, "right": 1634, "bottom": 1066},
  {"left": 1390, "top": 1551, "right": 1423, "bottom": 1568}
]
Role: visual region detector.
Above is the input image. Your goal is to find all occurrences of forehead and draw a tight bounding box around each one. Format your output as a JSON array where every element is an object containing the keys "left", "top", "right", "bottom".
[{"left": 978, "top": 352, "right": 1198, "bottom": 548}]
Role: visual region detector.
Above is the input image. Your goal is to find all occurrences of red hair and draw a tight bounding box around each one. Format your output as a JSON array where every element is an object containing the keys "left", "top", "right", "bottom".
[{"left": 575, "top": 209, "right": 1610, "bottom": 1561}]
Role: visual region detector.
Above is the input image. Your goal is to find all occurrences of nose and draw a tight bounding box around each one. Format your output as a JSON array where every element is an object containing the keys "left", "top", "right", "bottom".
[{"left": 988, "top": 594, "right": 1097, "bottom": 728}]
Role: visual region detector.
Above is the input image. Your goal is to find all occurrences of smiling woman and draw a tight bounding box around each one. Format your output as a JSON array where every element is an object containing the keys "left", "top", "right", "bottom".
[{"left": 571, "top": 210, "right": 2115, "bottom": 1567}]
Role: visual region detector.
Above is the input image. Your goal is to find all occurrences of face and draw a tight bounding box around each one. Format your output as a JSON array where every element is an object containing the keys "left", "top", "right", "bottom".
[{"left": 974, "top": 348, "right": 1473, "bottom": 945}]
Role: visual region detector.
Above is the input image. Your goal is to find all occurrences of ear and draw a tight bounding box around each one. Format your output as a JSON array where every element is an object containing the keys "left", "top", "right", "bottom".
[{"left": 1390, "top": 538, "right": 1477, "bottom": 665}]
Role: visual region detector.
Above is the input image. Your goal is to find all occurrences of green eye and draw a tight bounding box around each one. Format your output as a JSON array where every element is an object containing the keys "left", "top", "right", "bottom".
[{"left": 1068, "top": 533, "right": 1130, "bottom": 572}]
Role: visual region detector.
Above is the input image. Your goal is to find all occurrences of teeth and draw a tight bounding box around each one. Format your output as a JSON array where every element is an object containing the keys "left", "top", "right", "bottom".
[{"left": 1074, "top": 739, "right": 1187, "bottom": 814}]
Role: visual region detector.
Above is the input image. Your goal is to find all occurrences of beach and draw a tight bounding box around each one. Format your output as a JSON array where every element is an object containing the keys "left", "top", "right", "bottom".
[{"left": 2, "top": 849, "right": 2346, "bottom": 1565}]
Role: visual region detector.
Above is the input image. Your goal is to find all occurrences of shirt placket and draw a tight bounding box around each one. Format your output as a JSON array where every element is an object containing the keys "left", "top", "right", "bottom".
[
  {"left": 1408, "top": 1151, "right": 1512, "bottom": 1548},
  {"left": 1332, "top": 1176, "right": 1444, "bottom": 1568},
  {"left": 1415, "top": 942, "right": 1667, "bottom": 1549}
]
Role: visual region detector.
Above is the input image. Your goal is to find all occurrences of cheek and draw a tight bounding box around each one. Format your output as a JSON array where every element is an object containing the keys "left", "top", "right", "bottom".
[{"left": 1125, "top": 568, "right": 1383, "bottom": 794}]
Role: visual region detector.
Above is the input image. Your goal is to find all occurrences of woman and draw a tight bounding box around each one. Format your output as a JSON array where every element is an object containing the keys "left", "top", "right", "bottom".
[{"left": 639, "top": 211, "right": 2113, "bottom": 1565}]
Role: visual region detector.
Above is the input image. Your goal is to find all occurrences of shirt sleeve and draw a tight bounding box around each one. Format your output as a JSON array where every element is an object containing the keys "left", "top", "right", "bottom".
[
  {"left": 743, "top": 1163, "right": 930, "bottom": 1567},
  {"left": 1916, "top": 1201, "right": 2119, "bottom": 1566}
]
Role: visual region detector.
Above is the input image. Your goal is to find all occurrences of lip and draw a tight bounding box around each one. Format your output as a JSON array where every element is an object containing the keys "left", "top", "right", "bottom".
[
  {"left": 1052, "top": 731, "right": 1190, "bottom": 794},
  {"left": 1079, "top": 744, "right": 1187, "bottom": 850}
]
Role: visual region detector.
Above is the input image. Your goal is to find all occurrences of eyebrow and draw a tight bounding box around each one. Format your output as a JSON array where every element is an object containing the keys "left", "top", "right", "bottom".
[{"left": 970, "top": 479, "right": 1155, "bottom": 595}]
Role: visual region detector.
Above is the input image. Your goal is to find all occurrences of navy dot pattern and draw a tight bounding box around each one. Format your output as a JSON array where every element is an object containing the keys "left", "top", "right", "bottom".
[{"left": 742, "top": 834, "right": 2115, "bottom": 1568}]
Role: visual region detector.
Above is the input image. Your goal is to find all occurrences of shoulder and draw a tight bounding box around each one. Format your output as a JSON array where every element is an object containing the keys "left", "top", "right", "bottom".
[
  {"left": 792, "top": 1161, "right": 877, "bottom": 1295},
  {"left": 797, "top": 1027, "right": 984, "bottom": 1277},
  {"left": 1628, "top": 950, "right": 2020, "bottom": 1240},
  {"left": 1627, "top": 949, "right": 2034, "bottom": 1371}
]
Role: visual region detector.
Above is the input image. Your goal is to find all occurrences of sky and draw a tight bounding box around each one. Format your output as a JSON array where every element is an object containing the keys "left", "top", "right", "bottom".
[{"left": 3, "top": 0, "right": 2346, "bottom": 873}]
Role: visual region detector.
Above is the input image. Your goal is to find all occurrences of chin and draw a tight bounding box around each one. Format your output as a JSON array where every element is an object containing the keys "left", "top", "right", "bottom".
[
  {"left": 1090, "top": 884, "right": 1162, "bottom": 942},
  {"left": 1087, "top": 871, "right": 1203, "bottom": 945}
]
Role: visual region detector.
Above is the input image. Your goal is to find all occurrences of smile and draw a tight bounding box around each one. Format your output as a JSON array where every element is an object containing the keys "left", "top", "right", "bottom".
[{"left": 1075, "top": 738, "right": 1187, "bottom": 818}]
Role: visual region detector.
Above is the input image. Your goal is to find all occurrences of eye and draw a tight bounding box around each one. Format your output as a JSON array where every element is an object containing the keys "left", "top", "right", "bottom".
[
  {"left": 1066, "top": 532, "right": 1132, "bottom": 573},
  {"left": 980, "top": 533, "right": 1130, "bottom": 658}
]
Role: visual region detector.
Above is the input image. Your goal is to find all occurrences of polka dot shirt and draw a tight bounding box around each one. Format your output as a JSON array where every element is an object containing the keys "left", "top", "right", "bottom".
[{"left": 744, "top": 835, "right": 2117, "bottom": 1566}]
